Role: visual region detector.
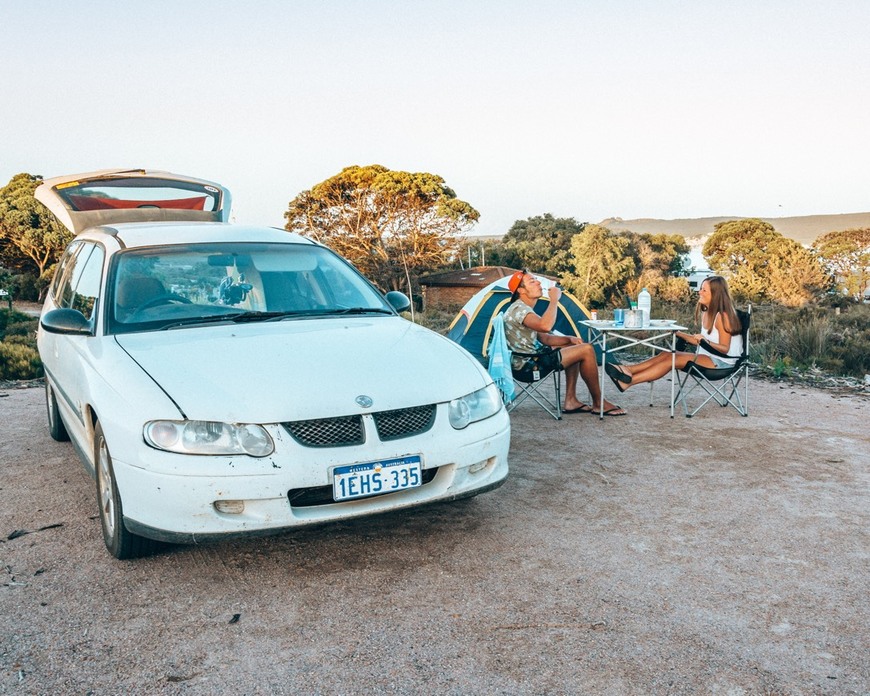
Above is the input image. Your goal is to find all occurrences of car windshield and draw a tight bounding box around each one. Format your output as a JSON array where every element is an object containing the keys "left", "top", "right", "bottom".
[{"left": 107, "top": 242, "right": 395, "bottom": 334}]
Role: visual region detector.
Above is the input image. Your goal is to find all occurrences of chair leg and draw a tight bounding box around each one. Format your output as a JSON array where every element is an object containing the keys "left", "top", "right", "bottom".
[
  {"left": 675, "top": 367, "right": 749, "bottom": 418},
  {"left": 507, "top": 371, "right": 562, "bottom": 420}
]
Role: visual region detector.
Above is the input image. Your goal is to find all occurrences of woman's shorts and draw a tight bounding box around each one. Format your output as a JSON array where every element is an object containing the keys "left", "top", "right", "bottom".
[
  {"left": 708, "top": 355, "right": 737, "bottom": 369},
  {"left": 513, "top": 348, "right": 563, "bottom": 382}
]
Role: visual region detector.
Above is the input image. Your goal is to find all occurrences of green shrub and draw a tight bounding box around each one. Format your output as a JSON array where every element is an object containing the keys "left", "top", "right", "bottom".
[
  {"left": 744, "top": 302, "right": 870, "bottom": 378},
  {"left": 0, "top": 309, "right": 37, "bottom": 335},
  {"left": 780, "top": 314, "right": 833, "bottom": 367},
  {"left": 0, "top": 342, "right": 43, "bottom": 380},
  {"left": 0, "top": 309, "right": 42, "bottom": 379},
  {"left": 3, "top": 318, "right": 37, "bottom": 341},
  {"left": 826, "top": 304, "right": 870, "bottom": 376}
]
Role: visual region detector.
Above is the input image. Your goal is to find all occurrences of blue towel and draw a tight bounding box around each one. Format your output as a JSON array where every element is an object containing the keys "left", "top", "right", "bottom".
[{"left": 487, "top": 315, "right": 516, "bottom": 403}]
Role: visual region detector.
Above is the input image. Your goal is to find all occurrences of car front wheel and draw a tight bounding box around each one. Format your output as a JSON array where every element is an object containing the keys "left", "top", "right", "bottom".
[
  {"left": 94, "top": 421, "right": 157, "bottom": 559},
  {"left": 45, "top": 381, "right": 70, "bottom": 442}
]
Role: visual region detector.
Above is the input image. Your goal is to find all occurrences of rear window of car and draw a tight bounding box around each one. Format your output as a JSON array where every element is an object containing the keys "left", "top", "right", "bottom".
[{"left": 56, "top": 177, "right": 222, "bottom": 212}]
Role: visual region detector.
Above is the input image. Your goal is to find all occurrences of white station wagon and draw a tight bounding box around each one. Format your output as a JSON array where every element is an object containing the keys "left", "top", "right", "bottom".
[{"left": 36, "top": 169, "right": 510, "bottom": 559}]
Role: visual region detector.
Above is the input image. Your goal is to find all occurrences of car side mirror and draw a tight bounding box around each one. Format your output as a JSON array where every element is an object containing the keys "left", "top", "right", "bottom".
[
  {"left": 385, "top": 291, "right": 411, "bottom": 313},
  {"left": 40, "top": 308, "right": 92, "bottom": 335}
]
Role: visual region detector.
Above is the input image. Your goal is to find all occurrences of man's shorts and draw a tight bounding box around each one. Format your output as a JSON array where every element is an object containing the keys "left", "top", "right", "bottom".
[{"left": 513, "top": 347, "right": 563, "bottom": 382}]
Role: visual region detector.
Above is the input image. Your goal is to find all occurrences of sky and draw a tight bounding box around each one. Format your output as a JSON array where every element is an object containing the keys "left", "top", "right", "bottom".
[{"left": 2, "top": 0, "right": 869, "bottom": 237}]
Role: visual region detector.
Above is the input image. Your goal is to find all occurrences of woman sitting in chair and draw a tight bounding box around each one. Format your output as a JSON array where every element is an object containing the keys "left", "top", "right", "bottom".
[{"left": 606, "top": 275, "right": 743, "bottom": 391}]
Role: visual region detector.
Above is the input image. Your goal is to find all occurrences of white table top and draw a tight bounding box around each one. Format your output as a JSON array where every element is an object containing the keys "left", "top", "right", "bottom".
[{"left": 581, "top": 319, "right": 688, "bottom": 331}]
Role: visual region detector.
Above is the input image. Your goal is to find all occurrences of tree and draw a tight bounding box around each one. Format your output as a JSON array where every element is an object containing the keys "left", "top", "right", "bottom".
[
  {"left": 762, "top": 240, "right": 832, "bottom": 307},
  {"left": 284, "top": 165, "right": 479, "bottom": 295},
  {"left": 621, "top": 231, "right": 691, "bottom": 300},
  {"left": 0, "top": 173, "right": 73, "bottom": 298},
  {"left": 703, "top": 218, "right": 828, "bottom": 306},
  {"left": 501, "top": 214, "right": 585, "bottom": 278},
  {"left": 812, "top": 228, "right": 870, "bottom": 300},
  {"left": 561, "top": 224, "right": 635, "bottom": 307}
]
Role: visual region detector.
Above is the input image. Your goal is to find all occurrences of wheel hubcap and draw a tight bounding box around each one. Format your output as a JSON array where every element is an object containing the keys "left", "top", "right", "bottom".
[
  {"left": 98, "top": 440, "right": 116, "bottom": 537},
  {"left": 47, "top": 387, "right": 56, "bottom": 426}
]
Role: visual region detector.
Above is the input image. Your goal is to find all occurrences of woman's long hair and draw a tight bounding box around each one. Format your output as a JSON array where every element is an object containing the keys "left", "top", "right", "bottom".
[{"left": 696, "top": 275, "right": 741, "bottom": 334}]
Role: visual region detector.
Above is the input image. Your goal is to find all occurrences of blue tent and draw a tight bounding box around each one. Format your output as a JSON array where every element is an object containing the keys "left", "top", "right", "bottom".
[{"left": 446, "top": 274, "right": 600, "bottom": 365}]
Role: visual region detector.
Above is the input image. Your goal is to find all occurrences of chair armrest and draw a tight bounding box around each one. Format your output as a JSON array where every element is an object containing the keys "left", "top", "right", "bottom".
[{"left": 698, "top": 338, "right": 731, "bottom": 359}]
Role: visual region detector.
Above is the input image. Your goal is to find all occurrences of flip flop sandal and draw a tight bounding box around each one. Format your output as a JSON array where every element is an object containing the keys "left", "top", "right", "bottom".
[
  {"left": 605, "top": 362, "right": 631, "bottom": 384},
  {"left": 562, "top": 404, "right": 593, "bottom": 414}
]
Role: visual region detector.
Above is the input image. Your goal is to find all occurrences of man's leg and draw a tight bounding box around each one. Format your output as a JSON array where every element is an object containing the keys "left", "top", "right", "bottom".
[
  {"left": 562, "top": 362, "right": 584, "bottom": 410},
  {"left": 561, "top": 344, "right": 625, "bottom": 414}
]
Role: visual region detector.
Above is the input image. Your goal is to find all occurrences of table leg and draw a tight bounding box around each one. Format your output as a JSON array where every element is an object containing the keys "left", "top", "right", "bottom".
[
  {"left": 669, "top": 330, "right": 676, "bottom": 418},
  {"left": 598, "top": 332, "right": 606, "bottom": 419}
]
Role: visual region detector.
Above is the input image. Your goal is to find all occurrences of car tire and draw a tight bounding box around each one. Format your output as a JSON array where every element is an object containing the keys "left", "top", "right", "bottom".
[
  {"left": 94, "top": 421, "right": 158, "bottom": 560},
  {"left": 45, "top": 380, "right": 70, "bottom": 442}
]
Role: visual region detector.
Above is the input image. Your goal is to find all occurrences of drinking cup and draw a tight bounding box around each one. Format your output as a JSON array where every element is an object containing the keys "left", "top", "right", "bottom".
[{"left": 614, "top": 308, "right": 625, "bottom": 326}]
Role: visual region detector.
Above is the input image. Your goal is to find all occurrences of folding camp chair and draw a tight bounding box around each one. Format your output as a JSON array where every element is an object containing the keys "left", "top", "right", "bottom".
[
  {"left": 674, "top": 306, "right": 751, "bottom": 418},
  {"left": 506, "top": 349, "right": 563, "bottom": 420}
]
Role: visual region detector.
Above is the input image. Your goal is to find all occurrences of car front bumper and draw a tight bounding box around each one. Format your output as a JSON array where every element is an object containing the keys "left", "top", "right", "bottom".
[{"left": 114, "top": 409, "right": 511, "bottom": 544}]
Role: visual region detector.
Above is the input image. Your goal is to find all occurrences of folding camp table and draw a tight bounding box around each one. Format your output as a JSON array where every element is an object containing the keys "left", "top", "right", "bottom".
[{"left": 581, "top": 320, "right": 688, "bottom": 418}]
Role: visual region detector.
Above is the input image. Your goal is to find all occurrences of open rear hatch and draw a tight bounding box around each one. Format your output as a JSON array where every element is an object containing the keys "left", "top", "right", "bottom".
[{"left": 35, "top": 168, "right": 232, "bottom": 234}]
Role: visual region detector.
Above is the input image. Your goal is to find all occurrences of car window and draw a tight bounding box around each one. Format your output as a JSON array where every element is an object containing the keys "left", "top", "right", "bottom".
[
  {"left": 107, "top": 242, "right": 393, "bottom": 334},
  {"left": 51, "top": 241, "right": 85, "bottom": 309},
  {"left": 68, "top": 244, "right": 105, "bottom": 320},
  {"left": 57, "top": 177, "right": 222, "bottom": 213}
]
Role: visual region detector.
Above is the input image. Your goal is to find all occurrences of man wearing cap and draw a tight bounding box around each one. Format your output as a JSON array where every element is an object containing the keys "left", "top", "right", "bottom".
[{"left": 503, "top": 270, "right": 626, "bottom": 416}]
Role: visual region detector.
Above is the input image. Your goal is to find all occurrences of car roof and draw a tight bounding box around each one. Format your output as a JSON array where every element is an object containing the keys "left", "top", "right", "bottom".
[
  {"left": 35, "top": 169, "right": 232, "bottom": 235},
  {"left": 76, "top": 222, "right": 314, "bottom": 249}
]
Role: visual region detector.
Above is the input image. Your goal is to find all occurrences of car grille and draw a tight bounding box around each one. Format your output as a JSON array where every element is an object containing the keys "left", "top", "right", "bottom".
[
  {"left": 287, "top": 467, "right": 439, "bottom": 507},
  {"left": 374, "top": 405, "right": 436, "bottom": 441},
  {"left": 282, "top": 405, "right": 436, "bottom": 447},
  {"left": 284, "top": 415, "right": 364, "bottom": 447}
]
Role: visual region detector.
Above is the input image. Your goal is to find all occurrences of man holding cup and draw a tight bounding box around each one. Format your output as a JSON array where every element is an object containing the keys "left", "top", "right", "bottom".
[{"left": 503, "top": 270, "right": 626, "bottom": 416}]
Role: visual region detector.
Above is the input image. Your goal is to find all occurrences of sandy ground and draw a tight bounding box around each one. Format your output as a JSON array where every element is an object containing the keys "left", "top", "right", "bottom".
[{"left": 1, "top": 376, "right": 868, "bottom": 695}]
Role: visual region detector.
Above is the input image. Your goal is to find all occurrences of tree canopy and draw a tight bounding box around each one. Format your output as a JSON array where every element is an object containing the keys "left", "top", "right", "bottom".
[
  {"left": 497, "top": 217, "right": 690, "bottom": 306},
  {"left": 812, "top": 228, "right": 870, "bottom": 300},
  {"left": 561, "top": 224, "right": 635, "bottom": 306},
  {"left": 284, "top": 165, "right": 478, "bottom": 294},
  {"left": 620, "top": 231, "right": 691, "bottom": 302},
  {"left": 704, "top": 218, "right": 829, "bottom": 306},
  {"left": 501, "top": 214, "right": 585, "bottom": 278},
  {"left": 0, "top": 173, "right": 72, "bottom": 296}
]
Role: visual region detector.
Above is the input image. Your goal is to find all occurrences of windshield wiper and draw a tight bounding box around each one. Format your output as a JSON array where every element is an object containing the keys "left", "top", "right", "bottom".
[
  {"left": 329, "top": 307, "right": 395, "bottom": 315},
  {"left": 159, "top": 313, "right": 250, "bottom": 330},
  {"left": 159, "top": 308, "right": 393, "bottom": 330}
]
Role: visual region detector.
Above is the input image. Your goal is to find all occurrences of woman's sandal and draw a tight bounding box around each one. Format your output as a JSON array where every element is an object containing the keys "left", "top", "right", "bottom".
[{"left": 605, "top": 362, "right": 631, "bottom": 392}]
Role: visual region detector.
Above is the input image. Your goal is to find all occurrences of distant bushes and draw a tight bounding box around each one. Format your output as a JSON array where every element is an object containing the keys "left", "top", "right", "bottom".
[
  {"left": 0, "top": 309, "right": 42, "bottom": 380},
  {"left": 750, "top": 303, "right": 870, "bottom": 378}
]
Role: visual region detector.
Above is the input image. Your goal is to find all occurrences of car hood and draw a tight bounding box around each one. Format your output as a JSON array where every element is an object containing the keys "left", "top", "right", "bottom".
[{"left": 115, "top": 317, "right": 490, "bottom": 423}]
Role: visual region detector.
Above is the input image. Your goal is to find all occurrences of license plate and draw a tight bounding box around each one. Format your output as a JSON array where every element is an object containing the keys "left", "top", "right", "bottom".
[{"left": 332, "top": 455, "right": 422, "bottom": 502}]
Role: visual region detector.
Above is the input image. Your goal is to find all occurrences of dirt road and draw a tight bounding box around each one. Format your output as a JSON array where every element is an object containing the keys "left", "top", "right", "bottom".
[{"left": 1, "top": 378, "right": 868, "bottom": 694}]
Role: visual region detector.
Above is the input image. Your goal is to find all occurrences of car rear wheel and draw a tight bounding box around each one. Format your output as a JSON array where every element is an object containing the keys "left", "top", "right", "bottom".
[
  {"left": 45, "top": 381, "right": 70, "bottom": 442},
  {"left": 94, "top": 421, "right": 157, "bottom": 559}
]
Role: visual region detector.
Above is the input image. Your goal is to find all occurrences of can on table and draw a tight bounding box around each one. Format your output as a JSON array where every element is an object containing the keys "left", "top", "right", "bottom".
[{"left": 590, "top": 310, "right": 598, "bottom": 321}]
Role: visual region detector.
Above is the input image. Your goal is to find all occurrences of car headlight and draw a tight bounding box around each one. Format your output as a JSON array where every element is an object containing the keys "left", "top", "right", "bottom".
[
  {"left": 144, "top": 420, "right": 274, "bottom": 457},
  {"left": 448, "top": 383, "right": 503, "bottom": 429}
]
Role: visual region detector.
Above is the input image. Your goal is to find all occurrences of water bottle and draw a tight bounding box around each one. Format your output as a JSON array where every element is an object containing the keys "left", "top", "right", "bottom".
[{"left": 637, "top": 287, "right": 651, "bottom": 327}]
